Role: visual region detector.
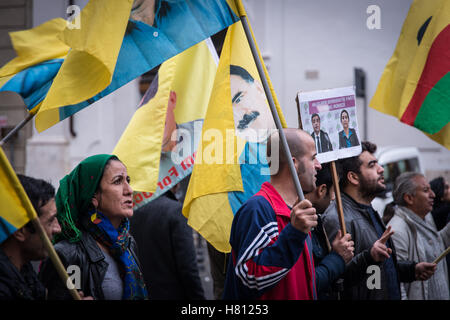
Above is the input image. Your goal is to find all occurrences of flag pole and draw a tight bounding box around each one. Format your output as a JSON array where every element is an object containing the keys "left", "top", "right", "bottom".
[
  {"left": 0, "top": 113, "right": 35, "bottom": 146},
  {"left": 433, "top": 246, "right": 450, "bottom": 264},
  {"left": 330, "top": 162, "right": 346, "bottom": 234},
  {"left": 296, "top": 97, "right": 347, "bottom": 235},
  {"left": 235, "top": 0, "right": 305, "bottom": 201}
]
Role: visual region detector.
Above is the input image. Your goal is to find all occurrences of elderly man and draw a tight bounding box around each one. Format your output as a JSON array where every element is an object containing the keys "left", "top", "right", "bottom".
[
  {"left": 388, "top": 172, "right": 449, "bottom": 300},
  {"left": 322, "top": 141, "right": 435, "bottom": 300}
]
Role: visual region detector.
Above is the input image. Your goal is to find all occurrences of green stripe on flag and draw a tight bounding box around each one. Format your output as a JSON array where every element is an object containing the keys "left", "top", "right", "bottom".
[{"left": 414, "top": 72, "right": 450, "bottom": 134}]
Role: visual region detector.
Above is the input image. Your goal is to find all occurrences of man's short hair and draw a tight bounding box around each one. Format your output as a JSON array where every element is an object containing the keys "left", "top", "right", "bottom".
[
  {"left": 311, "top": 113, "right": 320, "bottom": 122},
  {"left": 430, "top": 176, "right": 445, "bottom": 203},
  {"left": 266, "top": 129, "right": 307, "bottom": 175},
  {"left": 230, "top": 64, "right": 254, "bottom": 83},
  {"left": 17, "top": 175, "right": 55, "bottom": 233},
  {"left": 315, "top": 162, "right": 333, "bottom": 193},
  {"left": 393, "top": 172, "right": 424, "bottom": 206},
  {"left": 338, "top": 141, "right": 377, "bottom": 189}
]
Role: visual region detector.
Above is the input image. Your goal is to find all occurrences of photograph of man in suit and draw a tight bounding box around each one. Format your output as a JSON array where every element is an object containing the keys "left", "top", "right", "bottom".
[{"left": 311, "top": 113, "right": 333, "bottom": 153}]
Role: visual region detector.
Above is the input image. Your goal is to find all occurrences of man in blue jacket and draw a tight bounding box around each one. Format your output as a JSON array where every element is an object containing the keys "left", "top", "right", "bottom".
[
  {"left": 305, "top": 162, "right": 353, "bottom": 299},
  {"left": 224, "top": 129, "right": 322, "bottom": 300}
]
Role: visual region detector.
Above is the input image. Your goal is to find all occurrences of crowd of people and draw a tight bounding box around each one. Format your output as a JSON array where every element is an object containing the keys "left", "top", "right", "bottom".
[{"left": 0, "top": 128, "right": 448, "bottom": 300}]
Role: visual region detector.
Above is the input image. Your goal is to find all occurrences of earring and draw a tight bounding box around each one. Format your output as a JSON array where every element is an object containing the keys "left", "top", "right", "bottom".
[{"left": 90, "top": 207, "right": 101, "bottom": 224}]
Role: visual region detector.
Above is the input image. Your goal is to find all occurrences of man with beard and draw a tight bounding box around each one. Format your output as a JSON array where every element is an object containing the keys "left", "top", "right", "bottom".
[
  {"left": 322, "top": 141, "right": 435, "bottom": 300},
  {"left": 230, "top": 65, "right": 276, "bottom": 143}
]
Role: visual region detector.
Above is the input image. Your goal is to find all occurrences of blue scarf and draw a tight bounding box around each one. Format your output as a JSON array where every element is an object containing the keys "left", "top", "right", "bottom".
[{"left": 87, "top": 211, "right": 148, "bottom": 300}]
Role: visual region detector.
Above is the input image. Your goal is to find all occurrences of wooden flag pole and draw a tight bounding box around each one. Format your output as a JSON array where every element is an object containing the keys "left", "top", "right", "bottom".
[
  {"left": 433, "top": 246, "right": 450, "bottom": 264},
  {"left": 330, "top": 161, "right": 346, "bottom": 235},
  {"left": 295, "top": 97, "right": 346, "bottom": 235},
  {"left": 0, "top": 113, "right": 35, "bottom": 146},
  {"left": 235, "top": 0, "right": 305, "bottom": 202},
  {"left": 31, "top": 217, "right": 81, "bottom": 300}
]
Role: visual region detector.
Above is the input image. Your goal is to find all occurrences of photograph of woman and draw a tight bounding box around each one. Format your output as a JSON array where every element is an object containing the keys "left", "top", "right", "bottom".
[{"left": 338, "top": 109, "right": 360, "bottom": 149}]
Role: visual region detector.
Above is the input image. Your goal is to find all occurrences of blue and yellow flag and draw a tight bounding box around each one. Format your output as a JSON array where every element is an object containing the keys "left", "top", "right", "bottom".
[
  {"left": 0, "top": 18, "right": 68, "bottom": 115},
  {"left": 182, "top": 20, "right": 286, "bottom": 253},
  {"left": 113, "top": 39, "right": 218, "bottom": 208},
  {"left": 0, "top": 147, "right": 38, "bottom": 244},
  {"left": 0, "top": 0, "right": 238, "bottom": 132}
]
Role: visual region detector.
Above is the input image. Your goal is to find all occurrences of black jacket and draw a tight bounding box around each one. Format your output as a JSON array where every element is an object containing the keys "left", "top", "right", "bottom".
[
  {"left": 0, "top": 248, "right": 46, "bottom": 300},
  {"left": 322, "top": 192, "right": 416, "bottom": 300},
  {"left": 338, "top": 128, "right": 359, "bottom": 149},
  {"left": 39, "top": 231, "right": 142, "bottom": 300},
  {"left": 311, "top": 130, "right": 333, "bottom": 153},
  {"left": 311, "top": 215, "right": 345, "bottom": 300},
  {"left": 130, "top": 192, "right": 205, "bottom": 300}
]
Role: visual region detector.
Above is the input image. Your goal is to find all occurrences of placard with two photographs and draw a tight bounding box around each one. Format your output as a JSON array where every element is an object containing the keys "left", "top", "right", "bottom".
[{"left": 297, "top": 86, "right": 362, "bottom": 163}]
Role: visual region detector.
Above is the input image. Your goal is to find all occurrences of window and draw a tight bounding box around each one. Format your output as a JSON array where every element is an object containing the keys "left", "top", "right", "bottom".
[{"left": 382, "top": 157, "right": 420, "bottom": 192}]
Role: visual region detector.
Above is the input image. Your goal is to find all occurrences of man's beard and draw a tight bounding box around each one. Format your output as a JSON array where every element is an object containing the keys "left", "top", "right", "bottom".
[
  {"left": 358, "top": 173, "right": 385, "bottom": 199},
  {"left": 296, "top": 160, "right": 315, "bottom": 194}
]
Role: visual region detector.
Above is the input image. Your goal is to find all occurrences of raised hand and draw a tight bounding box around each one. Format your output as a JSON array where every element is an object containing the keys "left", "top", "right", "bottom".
[{"left": 370, "top": 225, "right": 394, "bottom": 262}]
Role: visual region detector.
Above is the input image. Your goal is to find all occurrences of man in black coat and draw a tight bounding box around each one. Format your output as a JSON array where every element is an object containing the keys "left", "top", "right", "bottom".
[
  {"left": 130, "top": 187, "right": 205, "bottom": 300},
  {"left": 311, "top": 113, "right": 333, "bottom": 153},
  {"left": 322, "top": 141, "right": 436, "bottom": 300}
]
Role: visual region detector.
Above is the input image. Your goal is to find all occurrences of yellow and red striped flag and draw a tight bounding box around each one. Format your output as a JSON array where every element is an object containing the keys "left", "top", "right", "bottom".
[{"left": 370, "top": 0, "right": 450, "bottom": 149}]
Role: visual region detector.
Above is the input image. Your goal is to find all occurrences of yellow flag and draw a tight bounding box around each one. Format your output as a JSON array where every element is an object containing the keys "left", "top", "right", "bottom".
[
  {"left": 114, "top": 40, "right": 217, "bottom": 195},
  {"left": 35, "top": 0, "right": 133, "bottom": 132},
  {"left": 0, "top": 18, "right": 68, "bottom": 114},
  {"left": 0, "top": 147, "right": 37, "bottom": 244},
  {"left": 0, "top": 18, "right": 68, "bottom": 79},
  {"left": 370, "top": 0, "right": 450, "bottom": 149},
  {"left": 183, "top": 20, "right": 283, "bottom": 252},
  {"left": 1, "top": 0, "right": 239, "bottom": 132}
]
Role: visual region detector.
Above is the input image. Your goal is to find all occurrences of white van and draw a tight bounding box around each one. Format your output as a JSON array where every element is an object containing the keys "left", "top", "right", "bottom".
[{"left": 371, "top": 146, "right": 424, "bottom": 217}]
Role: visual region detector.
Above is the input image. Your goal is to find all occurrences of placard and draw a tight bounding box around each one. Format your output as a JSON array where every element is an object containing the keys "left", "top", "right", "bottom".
[{"left": 297, "top": 86, "right": 362, "bottom": 163}]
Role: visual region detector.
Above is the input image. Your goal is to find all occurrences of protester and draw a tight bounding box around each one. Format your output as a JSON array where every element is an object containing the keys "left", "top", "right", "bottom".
[
  {"left": 430, "top": 176, "right": 450, "bottom": 284},
  {"left": 207, "top": 242, "right": 229, "bottom": 300},
  {"left": 130, "top": 184, "right": 205, "bottom": 300},
  {"left": 382, "top": 201, "right": 396, "bottom": 225},
  {"left": 0, "top": 175, "right": 60, "bottom": 300},
  {"left": 430, "top": 177, "right": 450, "bottom": 231},
  {"left": 223, "top": 128, "right": 321, "bottom": 300},
  {"left": 388, "top": 172, "right": 448, "bottom": 300},
  {"left": 323, "top": 141, "right": 436, "bottom": 300},
  {"left": 304, "top": 162, "right": 354, "bottom": 299},
  {"left": 39, "top": 154, "right": 148, "bottom": 300}
]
